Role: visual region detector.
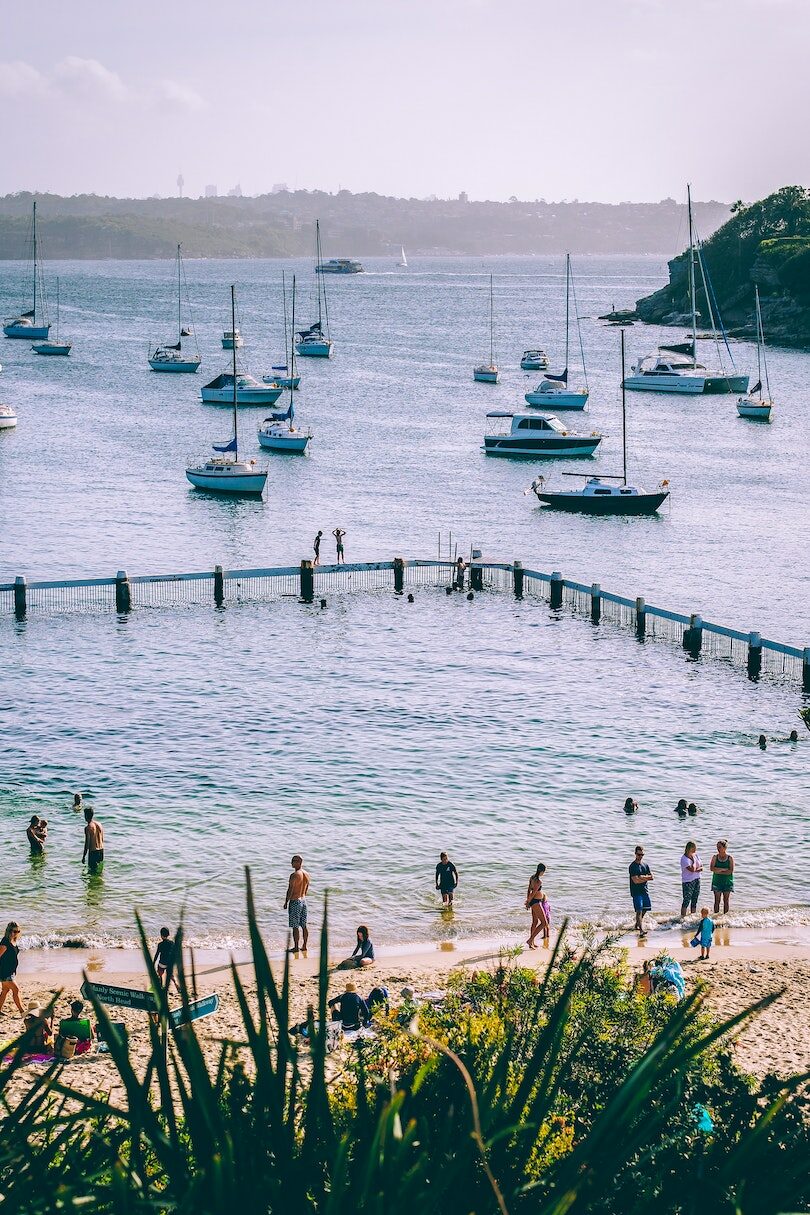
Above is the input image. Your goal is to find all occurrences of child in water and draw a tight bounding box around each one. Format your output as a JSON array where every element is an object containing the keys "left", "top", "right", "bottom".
[{"left": 691, "top": 907, "right": 715, "bottom": 960}]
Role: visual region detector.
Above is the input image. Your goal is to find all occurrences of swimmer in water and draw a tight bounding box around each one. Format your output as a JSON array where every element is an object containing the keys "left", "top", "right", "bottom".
[
  {"left": 623, "top": 797, "right": 638, "bottom": 814},
  {"left": 675, "top": 798, "right": 688, "bottom": 817},
  {"left": 758, "top": 734, "right": 767, "bottom": 750}
]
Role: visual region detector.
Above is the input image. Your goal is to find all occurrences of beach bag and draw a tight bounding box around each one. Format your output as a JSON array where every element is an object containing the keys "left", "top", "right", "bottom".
[{"left": 59, "top": 1036, "right": 78, "bottom": 1060}]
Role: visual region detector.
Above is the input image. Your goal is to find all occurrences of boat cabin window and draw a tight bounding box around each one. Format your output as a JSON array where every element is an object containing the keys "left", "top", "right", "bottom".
[
  {"left": 593, "top": 488, "right": 612, "bottom": 495},
  {"left": 516, "top": 418, "right": 550, "bottom": 430},
  {"left": 620, "top": 489, "right": 633, "bottom": 495}
]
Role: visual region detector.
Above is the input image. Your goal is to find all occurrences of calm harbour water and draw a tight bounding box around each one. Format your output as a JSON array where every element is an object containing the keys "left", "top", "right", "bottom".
[{"left": 0, "top": 255, "right": 808, "bottom": 951}]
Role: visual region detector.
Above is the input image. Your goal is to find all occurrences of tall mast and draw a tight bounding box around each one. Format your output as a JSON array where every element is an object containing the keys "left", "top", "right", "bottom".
[
  {"left": 756, "top": 285, "right": 771, "bottom": 401},
  {"left": 289, "top": 275, "right": 296, "bottom": 420},
  {"left": 282, "top": 269, "right": 289, "bottom": 370},
  {"left": 231, "top": 285, "right": 238, "bottom": 459},
  {"left": 177, "top": 244, "right": 182, "bottom": 344},
  {"left": 626, "top": 332, "right": 631, "bottom": 488},
  {"left": 316, "top": 220, "right": 323, "bottom": 329},
  {"left": 564, "top": 253, "right": 570, "bottom": 374},
  {"left": 489, "top": 273, "right": 494, "bottom": 365},
  {"left": 56, "top": 277, "right": 60, "bottom": 342},
  {"left": 32, "top": 201, "right": 37, "bottom": 325},
  {"left": 687, "top": 184, "right": 697, "bottom": 366}
]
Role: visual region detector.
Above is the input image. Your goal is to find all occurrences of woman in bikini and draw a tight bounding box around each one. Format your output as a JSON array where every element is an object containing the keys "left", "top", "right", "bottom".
[{"left": 525, "top": 864, "right": 550, "bottom": 949}]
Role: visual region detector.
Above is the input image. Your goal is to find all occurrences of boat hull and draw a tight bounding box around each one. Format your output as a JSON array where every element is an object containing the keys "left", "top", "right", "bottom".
[
  {"left": 33, "top": 342, "right": 71, "bottom": 356},
  {"left": 257, "top": 431, "right": 310, "bottom": 453},
  {"left": 534, "top": 490, "right": 669, "bottom": 514},
  {"left": 222, "top": 339, "right": 243, "bottom": 350},
  {"left": 521, "top": 359, "right": 547, "bottom": 371},
  {"left": 737, "top": 401, "right": 772, "bottom": 420},
  {"left": 483, "top": 436, "right": 601, "bottom": 459},
  {"left": 263, "top": 375, "right": 301, "bottom": 389},
  {"left": 705, "top": 374, "right": 749, "bottom": 394},
  {"left": 524, "top": 389, "right": 589, "bottom": 410},
  {"left": 186, "top": 469, "right": 267, "bottom": 495},
  {"left": 623, "top": 373, "right": 706, "bottom": 394},
  {"left": 296, "top": 340, "right": 333, "bottom": 358},
  {"left": 473, "top": 368, "right": 499, "bottom": 383},
  {"left": 4, "top": 322, "right": 50, "bottom": 340},
  {"left": 201, "top": 386, "right": 283, "bottom": 404},
  {"left": 0, "top": 414, "right": 18, "bottom": 430},
  {"left": 150, "top": 358, "right": 201, "bottom": 373}
]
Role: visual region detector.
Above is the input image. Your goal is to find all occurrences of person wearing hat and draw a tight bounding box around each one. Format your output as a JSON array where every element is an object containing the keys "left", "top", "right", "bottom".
[
  {"left": 23, "top": 1004, "right": 54, "bottom": 1052},
  {"left": 328, "top": 981, "right": 370, "bottom": 1030}
]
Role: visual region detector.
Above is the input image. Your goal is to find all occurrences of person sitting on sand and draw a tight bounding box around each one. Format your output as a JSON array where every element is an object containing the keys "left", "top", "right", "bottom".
[
  {"left": 691, "top": 908, "right": 715, "bottom": 960},
  {"left": 23, "top": 1005, "right": 54, "bottom": 1052},
  {"left": 338, "top": 925, "right": 375, "bottom": 969},
  {"left": 57, "top": 999, "right": 94, "bottom": 1055},
  {"left": 710, "top": 840, "right": 734, "bottom": 914},
  {"left": 328, "top": 981, "right": 370, "bottom": 1030}
]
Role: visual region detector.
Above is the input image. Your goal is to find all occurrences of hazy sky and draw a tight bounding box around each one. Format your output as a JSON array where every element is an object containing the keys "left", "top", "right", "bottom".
[{"left": 2, "top": 0, "right": 808, "bottom": 203}]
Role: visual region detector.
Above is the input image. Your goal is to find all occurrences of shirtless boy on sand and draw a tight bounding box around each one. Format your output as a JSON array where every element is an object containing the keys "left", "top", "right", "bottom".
[{"left": 284, "top": 855, "right": 310, "bottom": 952}]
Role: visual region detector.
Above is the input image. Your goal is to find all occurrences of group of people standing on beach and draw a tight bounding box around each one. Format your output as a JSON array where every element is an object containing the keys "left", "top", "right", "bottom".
[{"left": 629, "top": 839, "right": 735, "bottom": 940}]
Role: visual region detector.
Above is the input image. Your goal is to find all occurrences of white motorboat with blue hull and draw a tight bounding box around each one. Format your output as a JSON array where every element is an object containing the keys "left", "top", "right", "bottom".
[
  {"left": 0, "top": 404, "right": 18, "bottom": 430},
  {"left": 316, "top": 258, "right": 364, "bottom": 274},
  {"left": 521, "top": 349, "right": 548, "bottom": 371},
  {"left": 201, "top": 373, "right": 283, "bottom": 405},
  {"left": 186, "top": 286, "right": 268, "bottom": 497},
  {"left": 222, "top": 330, "right": 243, "bottom": 349},
  {"left": 4, "top": 201, "right": 50, "bottom": 341},
  {"left": 474, "top": 366, "right": 499, "bottom": 383},
  {"left": 150, "top": 245, "right": 201, "bottom": 373},
  {"left": 484, "top": 412, "right": 602, "bottom": 459}
]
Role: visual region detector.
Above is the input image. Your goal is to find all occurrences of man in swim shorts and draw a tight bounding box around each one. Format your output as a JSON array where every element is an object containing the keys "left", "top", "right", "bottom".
[
  {"left": 628, "top": 845, "right": 653, "bottom": 934},
  {"left": 284, "top": 855, "right": 310, "bottom": 952},
  {"left": 82, "top": 807, "right": 105, "bottom": 873}
]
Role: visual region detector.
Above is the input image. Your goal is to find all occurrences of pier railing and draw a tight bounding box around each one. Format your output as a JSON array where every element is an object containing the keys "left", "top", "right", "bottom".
[{"left": 2, "top": 558, "right": 808, "bottom": 690}]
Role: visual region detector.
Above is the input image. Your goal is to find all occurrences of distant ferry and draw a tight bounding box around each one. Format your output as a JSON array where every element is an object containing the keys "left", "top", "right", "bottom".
[{"left": 315, "top": 258, "right": 364, "bottom": 275}]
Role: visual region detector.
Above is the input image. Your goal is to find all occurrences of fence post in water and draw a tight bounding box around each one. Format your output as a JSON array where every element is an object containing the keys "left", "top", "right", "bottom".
[
  {"left": 590, "top": 582, "right": 601, "bottom": 624},
  {"left": 300, "top": 559, "right": 314, "bottom": 604},
  {"left": 393, "top": 557, "right": 405, "bottom": 595},
  {"left": 747, "top": 631, "right": 762, "bottom": 680},
  {"left": 214, "top": 565, "right": 225, "bottom": 608},
  {"left": 513, "top": 560, "right": 524, "bottom": 599},
  {"left": 13, "top": 576, "right": 26, "bottom": 621},
  {"left": 635, "top": 596, "right": 646, "bottom": 639},
  {"left": 115, "top": 570, "right": 131, "bottom": 614},
  {"left": 803, "top": 647, "right": 810, "bottom": 694},
  {"left": 683, "top": 613, "right": 703, "bottom": 657},
  {"left": 470, "top": 562, "right": 483, "bottom": 592},
  {"left": 550, "top": 570, "right": 563, "bottom": 609}
]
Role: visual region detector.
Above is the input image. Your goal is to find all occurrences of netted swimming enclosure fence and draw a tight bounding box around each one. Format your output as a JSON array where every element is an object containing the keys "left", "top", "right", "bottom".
[{"left": 1, "top": 558, "right": 808, "bottom": 690}]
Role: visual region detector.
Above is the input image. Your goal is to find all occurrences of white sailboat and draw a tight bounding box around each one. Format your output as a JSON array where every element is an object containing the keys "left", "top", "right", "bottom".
[
  {"left": 258, "top": 275, "right": 312, "bottom": 454},
  {"left": 4, "top": 201, "right": 50, "bottom": 340},
  {"left": 149, "top": 244, "right": 201, "bottom": 373},
  {"left": 524, "top": 254, "right": 589, "bottom": 410},
  {"left": 263, "top": 271, "right": 301, "bottom": 389},
  {"left": 296, "top": 220, "right": 333, "bottom": 358},
  {"left": 186, "top": 286, "right": 268, "bottom": 495},
  {"left": 737, "top": 288, "right": 773, "bottom": 421},
  {"left": 473, "top": 274, "right": 499, "bottom": 383},
  {"left": 398, "top": 246, "right": 408, "bottom": 268},
  {"left": 33, "top": 277, "right": 71, "bottom": 356}
]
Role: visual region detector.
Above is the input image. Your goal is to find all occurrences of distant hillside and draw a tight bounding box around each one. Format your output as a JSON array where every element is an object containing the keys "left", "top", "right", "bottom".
[
  {"left": 0, "top": 190, "right": 731, "bottom": 259},
  {"left": 634, "top": 186, "right": 810, "bottom": 348}
]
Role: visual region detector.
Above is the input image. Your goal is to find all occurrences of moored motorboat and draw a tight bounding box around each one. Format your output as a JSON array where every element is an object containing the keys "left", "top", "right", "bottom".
[
  {"left": 222, "top": 329, "right": 243, "bottom": 349},
  {"left": 520, "top": 349, "right": 548, "bottom": 371},
  {"left": 149, "top": 245, "right": 201, "bottom": 373},
  {"left": 316, "top": 258, "right": 364, "bottom": 274},
  {"left": 736, "top": 287, "right": 774, "bottom": 422},
  {"left": 0, "top": 404, "right": 18, "bottom": 429},
  {"left": 4, "top": 201, "right": 50, "bottom": 340},
  {"left": 483, "top": 411, "right": 602, "bottom": 458},
  {"left": 201, "top": 372, "right": 283, "bottom": 405},
  {"left": 473, "top": 274, "right": 499, "bottom": 383},
  {"left": 186, "top": 286, "right": 267, "bottom": 497}
]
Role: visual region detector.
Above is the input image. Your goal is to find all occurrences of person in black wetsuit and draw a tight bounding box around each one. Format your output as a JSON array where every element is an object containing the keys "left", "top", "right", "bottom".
[
  {"left": 435, "top": 852, "right": 459, "bottom": 905},
  {"left": 0, "top": 922, "right": 24, "bottom": 1015},
  {"left": 328, "top": 982, "right": 369, "bottom": 1029}
]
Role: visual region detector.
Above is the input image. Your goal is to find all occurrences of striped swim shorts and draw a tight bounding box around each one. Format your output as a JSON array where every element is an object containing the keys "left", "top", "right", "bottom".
[{"left": 288, "top": 898, "right": 308, "bottom": 930}]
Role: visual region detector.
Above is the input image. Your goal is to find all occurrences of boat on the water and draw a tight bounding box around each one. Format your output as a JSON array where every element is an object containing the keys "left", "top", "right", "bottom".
[
  {"left": 625, "top": 185, "right": 748, "bottom": 396},
  {"left": 222, "top": 329, "right": 243, "bottom": 349},
  {"left": 296, "top": 221, "right": 333, "bottom": 358},
  {"left": 0, "top": 404, "right": 18, "bottom": 430},
  {"left": 316, "top": 257, "right": 364, "bottom": 274},
  {"left": 263, "top": 271, "right": 301, "bottom": 389},
  {"left": 473, "top": 274, "right": 499, "bottom": 383},
  {"left": 483, "top": 411, "right": 602, "bottom": 458},
  {"left": 524, "top": 254, "right": 589, "bottom": 410},
  {"left": 149, "top": 244, "right": 201, "bottom": 373},
  {"left": 520, "top": 349, "right": 548, "bottom": 371},
  {"left": 201, "top": 372, "right": 283, "bottom": 405},
  {"left": 258, "top": 275, "right": 311, "bottom": 453},
  {"left": 737, "top": 288, "right": 774, "bottom": 421},
  {"left": 33, "top": 277, "right": 71, "bottom": 356},
  {"left": 4, "top": 201, "right": 50, "bottom": 340},
  {"left": 398, "top": 246, "right": 408, "bottom": 268},
  {"left": 528, "top": 330, "right": 670, "bottom": 514},
  {"left": 186, "top": 286, "right": 267, "bottom": 496}
]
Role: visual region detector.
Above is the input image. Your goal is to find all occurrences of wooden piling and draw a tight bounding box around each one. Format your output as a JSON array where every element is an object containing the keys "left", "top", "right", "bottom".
[
  {"left": 683, "top": 613, "right": 702, "bottom": 656},
  {"left": 590, "top": 582, "right": 601, "bottom": 624},
  {"left": 550, "top": 571, "right": 563, "bottom": 609},
  {"left": 115, "top": 570, "right": 131, "bottom": 614},
  {"left": 14, "top": 575, "right": 26, "bottom": 620},
  {"left": 214, "top": 565, "right": 225, "bottom": 608},
  {"left": 393, "top": 557, "right": 405, "bottom": 594},
  {"left": 747, "top": 631, "right": 762, "bottom": 680},
  {"left": 513, "top": 560, "right": 524, "bottom": 599},
  {"left": 300, "top": 559, "right": 314, "bottom": 604},
  {"left": 635, "top": 596, "right": 646, "bottom": 640}
]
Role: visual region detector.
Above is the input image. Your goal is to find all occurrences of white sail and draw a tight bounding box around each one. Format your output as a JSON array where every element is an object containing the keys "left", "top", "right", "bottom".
[{"left": 399, "top": 245, "right": 408, "bottom": 267}]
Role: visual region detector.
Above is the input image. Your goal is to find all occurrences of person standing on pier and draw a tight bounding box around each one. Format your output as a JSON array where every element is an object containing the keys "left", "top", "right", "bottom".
[
  {"left": 284, "top": 855, "right": 310, "bottom": 953},
  {"left": 435, "top": 852, "right": 459, "bottom": 905},
  {"left": 313, "top": 531, "right": 323, "bottom": 566},
  {"left": 629, "top": 846, "right": 653, "bottom": 935},
  {"left": 82, "top": 807, "right": 104, "bottom": 874},
  {"left": 332, "top": 528, "right": 346, "bottom": 563},
  {"left": 455, "top": 557, "right": 466, "bottom": 590}
]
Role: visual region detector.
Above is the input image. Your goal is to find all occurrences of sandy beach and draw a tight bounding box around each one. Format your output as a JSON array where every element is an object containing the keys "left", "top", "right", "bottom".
[{"left": 4, "top": 935, "right": 809, "bottom": 1104}]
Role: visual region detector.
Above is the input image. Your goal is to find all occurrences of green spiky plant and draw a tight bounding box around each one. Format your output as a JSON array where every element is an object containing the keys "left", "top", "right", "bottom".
[{"left": 0, "top": 871, "right": 808, "bottom": 1214}]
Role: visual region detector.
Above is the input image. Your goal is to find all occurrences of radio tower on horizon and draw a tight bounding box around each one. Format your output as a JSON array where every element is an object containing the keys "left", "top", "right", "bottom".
[{"left": 177, "top": 172, "right": 184, "bottom": 199}]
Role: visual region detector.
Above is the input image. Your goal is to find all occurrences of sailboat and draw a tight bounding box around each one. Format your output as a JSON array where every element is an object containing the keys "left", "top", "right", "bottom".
[
  {"left": 528, "top": 330, "right": 669, "bottom": 514},
  {"left": 263, "top": 271, "right": 301, "bottom": 389},
  {"left": 473, "top": 274, "right": 499, "bottom": 383},
  {"left": 295, "top": 220, "right": 333, "bottom": 358},
  {"left": 3, "top": 201, "right": 50, "bottom": 340},
  {"left": 737, "top": 288, "right": 773, "bottom": 420},
  {"left": 398, "top": 246, "right": 408, "bottom": 268},
  {"left": 186, "top": 286, "right": 268, "bottom": 495},
  {"left": 624, "top": 186, "right": 748, "bottom": 395},
  {"left": 33, "top": 277, "right": 71, "bottom": 356},
  {"left": 524, "top": 254, "right": 589, "bottom": 409},
  {"left": 149, "top": 244, "right": 201, "bottom": 372},
  {"left": 258, "top": 276, "right": 312, "bottom": 454}
]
